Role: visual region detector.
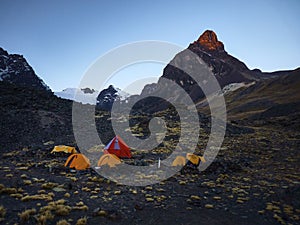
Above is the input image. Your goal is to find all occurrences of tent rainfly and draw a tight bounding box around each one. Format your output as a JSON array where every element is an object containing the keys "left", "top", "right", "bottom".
[
  {"left": 104, "top": 136, "right": 132, "bottom": 158},
  {"left": 98, "top": 154, "right": 121, "bottom": 167},
  {"left": 64, "top": 153, "right": 90, "bottom": 170}
]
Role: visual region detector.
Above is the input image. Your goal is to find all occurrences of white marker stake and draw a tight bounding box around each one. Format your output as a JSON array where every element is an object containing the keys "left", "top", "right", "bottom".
[{"left": 158, "top": 158, "right": 161, "bottom": 168}]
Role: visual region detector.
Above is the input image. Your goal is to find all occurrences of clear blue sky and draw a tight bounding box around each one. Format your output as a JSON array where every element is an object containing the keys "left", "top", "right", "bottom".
[{"left": 0, "top": 0, "right": 299, "bottom": 93}]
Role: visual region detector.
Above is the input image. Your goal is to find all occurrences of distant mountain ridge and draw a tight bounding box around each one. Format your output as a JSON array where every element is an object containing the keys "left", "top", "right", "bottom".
[
  {"left": 54, "top": 85, "right": 130, "bottom": 106},
  {"left": 54, "top": 88, "right": 98, "bottom": 105},
  {"left": 0, "top": 47, "right": 50, "bottom": 92}
]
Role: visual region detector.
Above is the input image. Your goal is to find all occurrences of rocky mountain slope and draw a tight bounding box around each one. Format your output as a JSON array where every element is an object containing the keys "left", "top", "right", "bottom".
[
  {"left": 0, "top": 81, "right": 74, "bottom": 152},
  {"left": 138, "top": 30, "right": 295, "bottom": 106},
  {"left": 0, "top": 47, "right": 50, "bottom": 92}
]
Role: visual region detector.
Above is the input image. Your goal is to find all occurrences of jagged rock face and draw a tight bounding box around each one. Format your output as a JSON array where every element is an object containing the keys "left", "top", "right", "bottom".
[
  {"left": 81, "top": 87, "right": 96, "bottom": 94},
  {"left": 196, "top": 30, "right": 224, "bottom": 51},
  {"left": 0, "top": 81, "right": 74, "bottom": 151},
  {"left": 96, "top": 85, "right": 119, "bottom": 110},
  {"left": 138, "top": 30, "right": 256, "bottom": 103},
  {"left": 0, "top": 47, "right": 50, "bottom": 92},
  {"left": 187, "top": 30, "right": 255, "bottom": 87}
]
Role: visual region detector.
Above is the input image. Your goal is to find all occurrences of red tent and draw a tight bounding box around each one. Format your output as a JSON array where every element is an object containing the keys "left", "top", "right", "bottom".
[{"left": 104, "top": 136, "right": 132, "bottom": 158}]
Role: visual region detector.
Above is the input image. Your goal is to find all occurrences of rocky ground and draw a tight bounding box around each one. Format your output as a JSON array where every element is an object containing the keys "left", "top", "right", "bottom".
[
  {"left": 0, "top": 81, "right": 300, "bottom": 224},
  {"left": 0, "top": 118, "right": 299, "bottom": 225}
]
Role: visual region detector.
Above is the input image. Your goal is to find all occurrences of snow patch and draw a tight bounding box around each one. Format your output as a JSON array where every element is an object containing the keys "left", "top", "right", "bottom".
[
  {"left": 54, "top": 88, "right": 99, "bottom": 105},
  {"left": 115, "top": 87, "right": 131, "bottom": 101},
  {"left": 219, "top": 82, "right": 247, "bottom": 95},
  {"left": 0, "top": 67, "right": 9, "bottom": 81},
  {"left": 55, "top": 87, "right": 131, "bottom": 105}
]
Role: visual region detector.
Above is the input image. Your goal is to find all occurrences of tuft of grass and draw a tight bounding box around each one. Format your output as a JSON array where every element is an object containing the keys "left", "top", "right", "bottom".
[
  {"left": 55, "top": 204, "right": 71, "bottom": 216},
  {"left": 0, "top": 187, "right": 17, "bottom": 194},
  {"left": 20, "top": 174, "right": 28, "bottom": 179},
  {"left": 39, "top": 198, "right": 72, "bottom": 217},
  {"left": 10, "top": 193, "right": 23, "bottom": 199},
  {"left": 76, "top": 201, "right": 85, "bottom": 206},
  {"left": 72, "top": 205, "right": 89, "bottom": 211},
  {"left": 64, "top": 193, "right": 71, "bottom": 198},
  {"left": 18, "top": 208, "right": 36, "bottom": 222},
  {"left": 41, "top": 182, "right": 58, "bottom": 189},
  {"left": 56, "top": 219, "right": 71, "bottom": 225},
  {"left": 37, "top": 215, "right": 47, "bottom": 225},
  {"left": 76, "top": 217, "right": 88, "bottom": 225},
  {"left": 55, "top": 199, "right": 66, "bottom": 205},
  {"left": 81, "top": 187, "right": 91, "bottom": 192},
  {"left": 21, "top": 194, "right": 53, "bottom": 202},
  {"left": 23, "top": 180, "right": 32, "bottom": 185},
  {"left": 37, "top": 210, "right": 54, "bottom": 225},
  {"left": 0, "top": 205, "right": 6, "bottom": 221}
]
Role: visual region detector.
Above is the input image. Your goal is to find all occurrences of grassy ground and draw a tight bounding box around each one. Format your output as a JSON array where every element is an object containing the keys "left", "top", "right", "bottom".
[{"left": 0, "top": 120, "right": 299, "bottom": 225}]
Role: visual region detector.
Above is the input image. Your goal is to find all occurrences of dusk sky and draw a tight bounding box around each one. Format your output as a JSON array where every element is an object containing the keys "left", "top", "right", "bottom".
[{"left": 0, "top": 0, "right": 299, "bottom": 93}]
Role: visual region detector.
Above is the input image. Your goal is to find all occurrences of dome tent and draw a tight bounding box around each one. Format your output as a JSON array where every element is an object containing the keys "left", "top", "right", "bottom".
[
  {"left": 104, "top": 136, "right": 132, "bottom": 158},
  {"left": 64, "top": 153, "right": 90, "bottom": 170}
]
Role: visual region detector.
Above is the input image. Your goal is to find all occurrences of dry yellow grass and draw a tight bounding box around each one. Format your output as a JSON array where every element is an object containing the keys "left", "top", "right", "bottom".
[
  {"left": 21, "top": 194, "right": 53, "bottom": 202},
  {"left": 18, "top": 208, "right": 36, "bottom": 222},
  {"left": 37, "top": 210, "right": 54, "bottom": 225},
  {"left": 56, "top": 219, "right": 71, "bottom": 225},
  {"left": 0, "top": 205, "right": 6, "bottom": 221},
  {"left": 55, "top": 205, "right": 71, "bottom": 216},
  {"left": 9, "top": 193, "right": 23, "bottom": 199},
  {"left": 76, "top": 217, "right": 87, "bottom": 225},
  {"left": 72, "top": 205, "right": 89, "bottom": 211},
  {"left": 39, "top": 199, "right": 72, "bottom": 217},
  {"left": 0, "top": 187, "right": 17, "bottom": 194},
  {"left": 41, "top": 182, "right": 58, "bottom": 189}
]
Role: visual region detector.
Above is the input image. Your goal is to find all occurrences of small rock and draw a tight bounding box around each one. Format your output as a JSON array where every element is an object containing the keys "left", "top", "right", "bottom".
[
  {"left": 134, "top": 204, "right": 143, "bottom": 210},
  {"left": 43, "top": 141, "right": 54, "bottom": 145},
  {"left": 53, "top": 187, "right": 66, "bottom": 192}
]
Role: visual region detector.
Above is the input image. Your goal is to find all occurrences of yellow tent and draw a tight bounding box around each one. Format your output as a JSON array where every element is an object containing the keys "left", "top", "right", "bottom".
[
  {"left": 97, "top": 154, "right": 121, "bottom": 168},
  {"left": 64, "top": 153, "right": 90, "bottom": 170},
  {"left": 51, "top": 145, "right": 77, "bottom": 154},
  {"left": 172, "top": 156, "right": 186, "bottom": 166}
]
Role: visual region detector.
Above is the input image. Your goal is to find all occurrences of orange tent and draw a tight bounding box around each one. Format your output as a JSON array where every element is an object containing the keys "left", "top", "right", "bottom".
[
  {"left": 104, "top": 136, "right": 132, "bottom": 158},
  {"left": 172, "top": 156, "right": 186, "bottom": 167},
  {"left": 186, "top": 153, "right": 206, "bottom": 166},
  {"left": 97, "top": 154, "right": 121, "bottom": 167},
  {"left": 64, "top": 153, "right": 90, "bottom": 170}
]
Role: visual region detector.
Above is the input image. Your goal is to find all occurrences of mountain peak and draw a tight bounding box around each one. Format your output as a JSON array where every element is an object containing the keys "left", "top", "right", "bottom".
[
  {"left": 196, "top": 30, "right": 224, "bottom": 51},
  {"left": 0, "top": 47, "right": 51, "bottom": 92}
]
